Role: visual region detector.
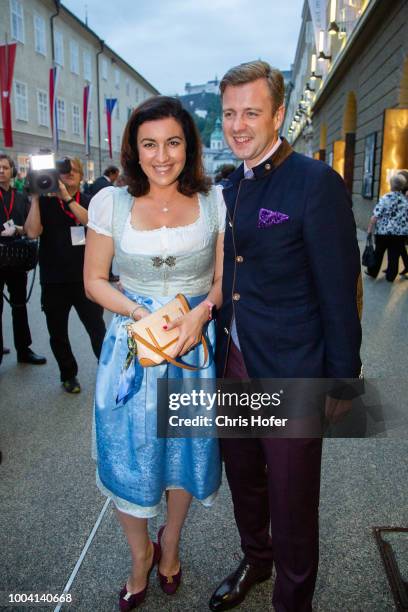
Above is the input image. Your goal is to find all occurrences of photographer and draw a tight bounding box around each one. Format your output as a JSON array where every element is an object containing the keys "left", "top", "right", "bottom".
[
  {"left": 24, "top": 157, "right": 106, "bottom": 393},
  {"left": 0, "top": 154, "right": 46, "bottom": 366}
]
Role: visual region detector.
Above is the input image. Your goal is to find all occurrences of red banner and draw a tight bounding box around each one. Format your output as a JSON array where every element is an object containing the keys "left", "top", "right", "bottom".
[{"left": 0, "top": 43, "right": 17, "bottom": 148}]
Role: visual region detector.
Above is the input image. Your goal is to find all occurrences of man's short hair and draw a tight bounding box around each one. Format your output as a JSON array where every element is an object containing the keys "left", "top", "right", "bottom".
[
  {"left": 220, "top": 60, "right": 285, "bottom": 111},
  {"left": 0, "top": 154, "right": 16, "bottom": 172},
  {"left": 390, "top": 174, "right": 406, "bottom": 192},
  {"left": 103, "top": 165, "right": 119, "bottom": 177}
]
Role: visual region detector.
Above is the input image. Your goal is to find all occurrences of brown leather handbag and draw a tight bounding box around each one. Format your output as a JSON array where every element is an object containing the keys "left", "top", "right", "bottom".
[{"left": 127, "top": 294, "right": 209, "bottom": 370}]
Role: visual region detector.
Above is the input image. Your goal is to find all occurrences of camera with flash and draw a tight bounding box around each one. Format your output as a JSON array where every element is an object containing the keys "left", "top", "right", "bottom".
[{"left": 25, "top": 152, "right": 71, "bottom": 194}]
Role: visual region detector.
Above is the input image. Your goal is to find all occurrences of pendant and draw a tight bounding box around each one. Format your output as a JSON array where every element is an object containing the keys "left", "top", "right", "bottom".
[{"left": 162, "top": 207, "right": 169, "bottom": 213}]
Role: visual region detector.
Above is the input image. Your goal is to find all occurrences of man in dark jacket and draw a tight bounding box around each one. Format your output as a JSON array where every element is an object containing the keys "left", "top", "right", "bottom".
[
  {"left": 209, "top": 61, "right": 362, "bottom": 612},
  {"left": 90, "top": 165, "right": 119, "bottom": 196},
  {"left": 0, "top": 155, "right": 45, "bottom": 366}
]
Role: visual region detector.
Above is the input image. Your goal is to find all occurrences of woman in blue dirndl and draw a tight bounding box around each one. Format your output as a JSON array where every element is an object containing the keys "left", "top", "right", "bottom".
[{"left": 84, "top": 97, "right": 225, "bottom": 610}]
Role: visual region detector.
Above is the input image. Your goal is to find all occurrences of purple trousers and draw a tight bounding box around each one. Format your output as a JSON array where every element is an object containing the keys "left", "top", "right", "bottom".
[{"left": 221, "top": 341, "right": 323, "bottom": 612}]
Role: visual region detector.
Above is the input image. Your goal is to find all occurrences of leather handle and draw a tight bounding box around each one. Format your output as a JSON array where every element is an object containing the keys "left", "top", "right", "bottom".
[{"left": 131, "top": 330, "right": 209, "bottom": 371}]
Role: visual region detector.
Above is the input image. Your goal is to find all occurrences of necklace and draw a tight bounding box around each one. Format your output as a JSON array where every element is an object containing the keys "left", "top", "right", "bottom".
[{"left": 150, "top": 197, "right": 173, "bottom": 213}]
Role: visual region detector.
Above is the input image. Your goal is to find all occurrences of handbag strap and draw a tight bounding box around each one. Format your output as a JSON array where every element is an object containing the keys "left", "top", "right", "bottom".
[{"left": 131, "top": 329, "right": 210, "bottom": 371}]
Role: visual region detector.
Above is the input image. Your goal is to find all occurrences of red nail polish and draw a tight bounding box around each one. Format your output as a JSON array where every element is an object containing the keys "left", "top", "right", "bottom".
[{"left": 163, "top": 325, "right": 168, "bottom": 330}]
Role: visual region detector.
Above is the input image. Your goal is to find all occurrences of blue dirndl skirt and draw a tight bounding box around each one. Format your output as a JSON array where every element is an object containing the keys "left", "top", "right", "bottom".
[{"left": 94, "top": 291, "right": 221, "bottom": 517}]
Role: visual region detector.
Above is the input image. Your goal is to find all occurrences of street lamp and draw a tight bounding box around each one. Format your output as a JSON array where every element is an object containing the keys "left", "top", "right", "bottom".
[
  {"left": 310, "top": 53, "right": 323, "bottom": 80},
  {"left": 328, "top": 0, "right": 339, "bottom": 35},
  {"left": 317, "top": 30, "right": 331, "bottom": 62}
]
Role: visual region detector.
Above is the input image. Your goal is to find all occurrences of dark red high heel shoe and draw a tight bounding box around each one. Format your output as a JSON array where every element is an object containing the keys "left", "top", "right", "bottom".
[
  {"left": 157, "top": 525, "right": 182, "bottom": 595},
  {"left": 119, "top": 542, "right": 160, "bottom": 611}
]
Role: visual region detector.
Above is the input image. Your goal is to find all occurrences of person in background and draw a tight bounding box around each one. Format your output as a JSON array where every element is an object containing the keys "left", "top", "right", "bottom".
[
  {"left": 91, "top": 165, "right": 120, "bottom": 195},
  {"left": 396, "top": 170, "right": 408, "bottom": 275},
  {"left": 24, "top": 157, "right": 106, "bottom": 393},
  {"left": 115, "top": 173, "right": 128, "bottom": 187},
  {"left": 214, "top": 164, "right": 236, "bottom": 186},
  {"left": 0, "top": 154, "right": 46, "bottom": 366},
  {"left": 13, "top": 171, "right": 25, "bottom": 193},
  {"left": 366, "top": 174, "right": 408, "bottom": 282}
]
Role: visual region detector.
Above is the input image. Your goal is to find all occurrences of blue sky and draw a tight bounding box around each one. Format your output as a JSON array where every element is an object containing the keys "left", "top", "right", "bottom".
[{"left": 63, "top": 0, "right": 304, "bottom": 94}]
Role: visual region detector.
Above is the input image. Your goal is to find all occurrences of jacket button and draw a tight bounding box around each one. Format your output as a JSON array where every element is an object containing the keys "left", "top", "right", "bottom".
[
  {"left": 265, "top": 163, "right": 271, "bottom": 170},
  {"left": 236, "top": 255, "right": 244, "bottom": 263},
  {"left": 232, "top": 292, "right": 240, "bottom": 301},
  {"left": 224, "top": 327, "right": 229, "bottom": 335},
  {"left": 229, "top": 221, "right": 233, "bottom": 228}
]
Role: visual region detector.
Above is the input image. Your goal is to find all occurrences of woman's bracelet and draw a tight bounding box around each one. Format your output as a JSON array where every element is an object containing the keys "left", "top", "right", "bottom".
[
  {"left": 129, "top": 304, "right": 144, "bottom": 320},
  {"left": 203, "top": 300, "right": 215, "bottom": 321}
]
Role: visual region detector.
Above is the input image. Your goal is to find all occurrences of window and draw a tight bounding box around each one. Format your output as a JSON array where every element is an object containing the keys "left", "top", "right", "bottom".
[
  {"left": 54, "top": 30, "right": 64, "bottom": 66},
  {"left": 34, "top": 14, "right": 46, "bottom": 55},
  {"left": 14, "top": 81, "right": 28, "bottom": 121},
  {"left": 83, "top": 50, "right": 92, "bottom": 81},
  {"left": 17, "top": 154, "right": 30, "bottom": 177},
  {"left": 116, "top": 134, "right": 121, "bottom": 151},
  {"left": 114, "top": 69, "right": 120, "bottom": 90},
  {"left": 72, "top": 104, "right": 80, "bottom": 135},
  {"left": 10, "top": 0, "right": 24, "bottom": 43},
  {"left": 115, "top": 101, "right": 120, "bottom": 120},
  {"left": 57, "top": 98, "right": 66, "bottom": 131},
  {"left": 125, "top": 78, "right": 130, "bottom": 96},
  {"left": 127, "top": 106, "right": 132, "bottom": 120},
  {"left": 70, "top": 40, "right": 79, "bottom": 74},
  {"left": 101, "top": 58, "right": 108, "bottom": 81},
  {"left": 37, "top": 90, "right": 49, "bottom": 126},
  {"left": 134, "top": 86, "right": 139, "bottom": 103}
]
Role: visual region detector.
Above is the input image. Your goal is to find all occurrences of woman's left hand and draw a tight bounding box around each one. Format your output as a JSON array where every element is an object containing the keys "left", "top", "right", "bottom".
[{"left": 164, "top": 303, "right": 208, "bottom": 357}]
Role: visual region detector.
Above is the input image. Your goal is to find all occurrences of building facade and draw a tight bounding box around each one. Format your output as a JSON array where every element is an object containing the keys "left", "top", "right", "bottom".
[
  {"left": 283, "top": 0, "right": 408, "bottom": 229},
  {"left": 0, "top": 0, "right": 159, "bottom": 179},
  {"left": 203, "top": 118, "right": 238, "bottom": 177}
]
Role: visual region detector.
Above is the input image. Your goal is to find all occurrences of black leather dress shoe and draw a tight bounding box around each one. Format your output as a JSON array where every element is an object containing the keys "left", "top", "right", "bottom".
[
  {"left": 17, "top": 349, "right": 47, "bottom": 365},
  {"left": 209, "top": 559, "right": 272, "bottom": 611}
]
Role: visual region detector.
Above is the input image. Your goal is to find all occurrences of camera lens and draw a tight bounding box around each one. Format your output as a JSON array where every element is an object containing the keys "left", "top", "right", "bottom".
[{"left": 37, "top": 174, "right": 53, "bottom": 191}]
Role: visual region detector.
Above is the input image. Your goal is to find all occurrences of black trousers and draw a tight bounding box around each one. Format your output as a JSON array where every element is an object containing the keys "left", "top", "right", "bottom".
[
  {"left": 367, "top": 235, "right": 407, "bottom": 281},
  {"left": 41, "top": 282, "right": 106, "bottom": 381},
  {"left": 221, "top": 342, "right": 322, "bottom": 612},
  {"left": 0, "top": 269, "right": 32, "bottom": 364}
]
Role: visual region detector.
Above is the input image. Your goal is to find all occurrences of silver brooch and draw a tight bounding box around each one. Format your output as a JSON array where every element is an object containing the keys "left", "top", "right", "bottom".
[{"left": 152, "top": 256, "right": 176, "bottom": 268}]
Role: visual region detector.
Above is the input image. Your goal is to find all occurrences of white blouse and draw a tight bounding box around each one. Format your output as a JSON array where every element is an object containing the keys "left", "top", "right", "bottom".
[{"left": 87, "top": 186, "right": 226, "bottom": 256}]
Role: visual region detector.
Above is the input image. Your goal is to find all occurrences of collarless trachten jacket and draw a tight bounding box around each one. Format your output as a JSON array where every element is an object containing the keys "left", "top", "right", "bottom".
[{"left": 217, "top": 139, "right": 362, "bottom": 380}]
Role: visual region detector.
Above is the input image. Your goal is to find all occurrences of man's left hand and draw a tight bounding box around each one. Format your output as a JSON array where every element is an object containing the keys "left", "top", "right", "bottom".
[
  {"left": 325, "top": 396, "right": 353, "bottom": 424},
  {"left": 57, "top": 180, "right": 72, "bottom": 202}
]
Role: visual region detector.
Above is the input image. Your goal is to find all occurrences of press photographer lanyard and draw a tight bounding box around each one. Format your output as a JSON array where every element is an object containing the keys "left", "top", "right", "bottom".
[
  {"left": 57, "top": 192, "right": 80, "bottom": 225},
  {"left": 0, "top": 188, "right": 15, "bottom": 220}
]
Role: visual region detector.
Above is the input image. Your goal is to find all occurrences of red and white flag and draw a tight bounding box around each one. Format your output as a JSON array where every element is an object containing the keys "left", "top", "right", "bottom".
[
  {"left": 0, "top": 42, "right": 17, "bottom": 148},
  {"left": 83, "top": 83, "right": 92, "bottom": 156},
  {"left": 105, "top": 98, "right": 117, "bottom": 160}
]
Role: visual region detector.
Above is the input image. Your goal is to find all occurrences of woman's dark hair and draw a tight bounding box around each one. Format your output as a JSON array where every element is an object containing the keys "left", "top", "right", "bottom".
[{"left": 121, "top": 96, "right": 211, "bottom": 197}]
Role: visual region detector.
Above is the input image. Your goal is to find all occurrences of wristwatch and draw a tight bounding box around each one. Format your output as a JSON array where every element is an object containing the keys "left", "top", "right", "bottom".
[{"left": 64, "top": 197, "right": 75, "bottom": 208}]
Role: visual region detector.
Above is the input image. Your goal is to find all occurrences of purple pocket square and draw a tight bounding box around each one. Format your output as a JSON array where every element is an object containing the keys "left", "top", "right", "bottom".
[{"left": 258, "top": 208, "right": 290, "bottom": 228}]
